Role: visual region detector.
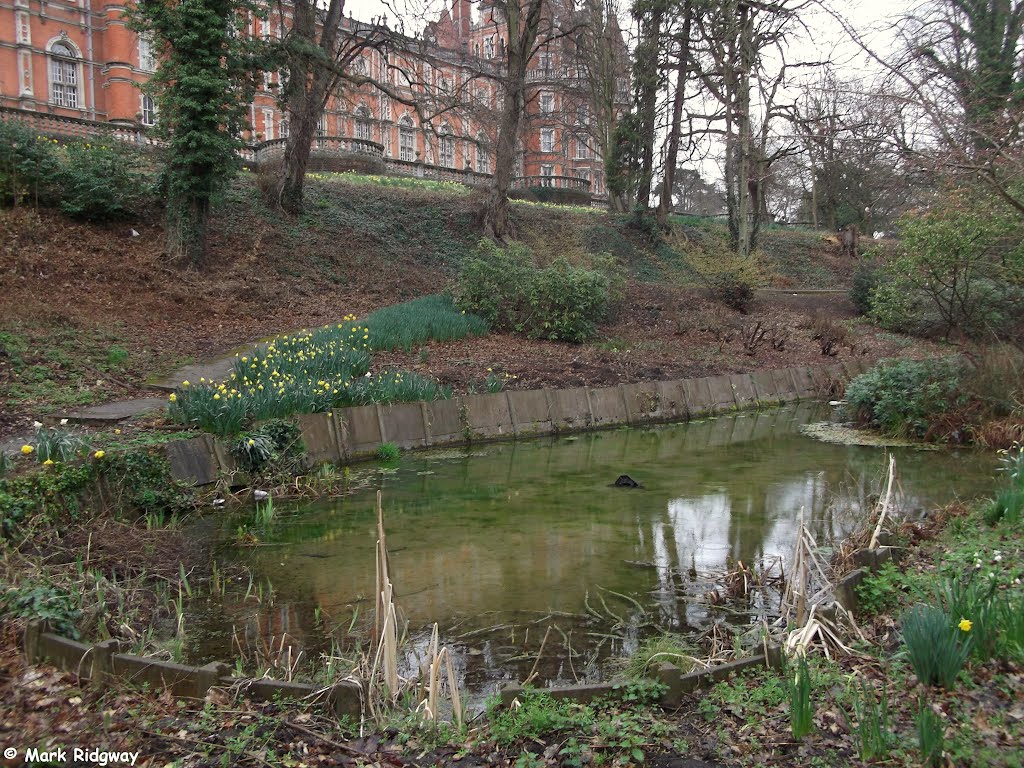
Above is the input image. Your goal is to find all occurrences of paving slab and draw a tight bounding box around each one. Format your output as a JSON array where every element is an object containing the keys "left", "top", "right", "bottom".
[
  {"left": 463, "top": 393, "right": 514, "bottom": 440},
  {"left": 621, "top": 381, "right": 666, "bottom": 424},
  {"left": 424, "top": 398, "right": 465, "bottom": 445},
  {"left": 548, "top": 387, "right": 592, "bottom": 432},
  {"left": 46, "top": 397, "right": 168, "bottom": 427},
  {"left": 729, "top": 374, "right": 759, "bottom": 408},
  {"left": 379, "top": 402, "right": 429, "bottom": 449},
  {"left": 151, "top": 354, "right": 240, "bottom": 392},
  {"left": 338, "top": 404, "right": 383, "bottom": 457},
  {"left": 588, "top": 385, "right": 628, "bottom": 428},
  {"left": 506, "top": 390, "right": 552, "bottom": 436}
]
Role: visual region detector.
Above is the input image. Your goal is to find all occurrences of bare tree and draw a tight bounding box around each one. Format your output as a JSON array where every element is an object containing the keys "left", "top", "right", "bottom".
[{"left": 693, "top": 0, "right": 810, "bottom": 257}]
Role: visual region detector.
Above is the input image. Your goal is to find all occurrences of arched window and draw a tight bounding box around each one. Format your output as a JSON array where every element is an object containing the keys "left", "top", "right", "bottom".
[
  {"left": 475, "top": 132, "right": 490, "bottom": 174},
  {"left": 354, "top": 104, "right": 373, "bottom": 141},
  {"left": 141, "top": 94, "right": 157, "bottom": 126},
  {"left": 49, "top": 41, "right": 80, "bottom": 109},
  {"left": 398, "top": 114, "right": 415, "bottom": 161},
  {"left": 438, "top": 124, "right": 455, "bottom": 168}
]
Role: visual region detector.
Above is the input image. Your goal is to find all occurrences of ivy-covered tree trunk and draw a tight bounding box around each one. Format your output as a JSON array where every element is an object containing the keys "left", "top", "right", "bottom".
[
  {"left": 133, "top": 0, "right": 260, "bottom": 266},
  {"left": 631, "top": 0, "right": 667, "bottom": 213}
]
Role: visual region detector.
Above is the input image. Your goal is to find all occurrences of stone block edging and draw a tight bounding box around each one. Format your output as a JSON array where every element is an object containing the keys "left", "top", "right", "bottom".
[
  {"left": 23, "top": 620, "right": 362, "bottom": 718},
  {"left": 499, "top": 645, "right": 784, "bottom": 710},
  {"left": 166, "top": 364, "right": 856, "bottom": 485}
]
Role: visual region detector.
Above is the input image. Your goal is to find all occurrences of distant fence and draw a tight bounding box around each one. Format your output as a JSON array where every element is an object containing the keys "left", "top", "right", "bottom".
[{"left": 1, "top": 105, "right": 606, "bottom": 206}]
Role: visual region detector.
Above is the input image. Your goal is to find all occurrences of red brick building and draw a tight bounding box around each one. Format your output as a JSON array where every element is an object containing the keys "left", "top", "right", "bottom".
[{"left": 0, "top": 0, "right": 629, "bottom": 200}]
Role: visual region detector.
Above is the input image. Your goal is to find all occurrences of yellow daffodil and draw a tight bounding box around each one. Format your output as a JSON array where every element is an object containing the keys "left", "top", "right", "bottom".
[
  {"left": 247, "top": 439, "right": 255, "bottom": 447},
  {"left": 213, "top": 393, "right": 221, "bottom": 400},
  {"left": 114, "top": 429, "right": 121, "bottom": 435},
  {"left": 959, "top": 618, "right": 972, "bottom": 632},
  {"left": 94, "top": 450, "right": 105, "bottom": 459},
  {"left": 21, "top": 445, "right": 34, "bottom": 455},
  {"left": 169, "top": 393, "right": 177, "bottom": 402},
  {"left": 43, "top": 459, "right": 54, "bottom": 466},
  {"left": 182, "top": 380, "right": 190, "bottom": 387}
]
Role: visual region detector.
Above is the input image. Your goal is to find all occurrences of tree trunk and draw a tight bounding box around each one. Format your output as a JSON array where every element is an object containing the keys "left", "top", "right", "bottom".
[
  {"left": 656, "top": 0, "right": 692, "bottom": 229},
  {"left": 269, "top": 0, "right": 346, "bottom": 215},
  {"left": 483, "top": 81, "right": 524, "bottom": 240}
]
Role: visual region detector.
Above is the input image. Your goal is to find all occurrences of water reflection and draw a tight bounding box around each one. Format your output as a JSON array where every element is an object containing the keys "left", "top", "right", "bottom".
[{"left": 192, "top": 403, "right": 994, "bottom": 697}]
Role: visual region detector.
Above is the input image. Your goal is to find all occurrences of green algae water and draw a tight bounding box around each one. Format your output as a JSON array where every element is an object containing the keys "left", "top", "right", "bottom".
[{"left": 192, "top": 403, "right": 994, "bottom": 699}]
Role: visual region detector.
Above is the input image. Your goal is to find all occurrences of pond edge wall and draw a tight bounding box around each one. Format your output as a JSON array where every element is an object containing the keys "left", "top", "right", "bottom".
[{"left": 165, "top": 361, "right": 867, "bottom": 485}]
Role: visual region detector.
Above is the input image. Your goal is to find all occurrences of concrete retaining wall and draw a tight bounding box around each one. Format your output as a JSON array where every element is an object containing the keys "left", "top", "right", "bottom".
[
  {"left": 166, "top": 363, "right": 858, "bottom": 485},
  {"left": 23, "top": 620, "right": 362, "bottom": 718}
]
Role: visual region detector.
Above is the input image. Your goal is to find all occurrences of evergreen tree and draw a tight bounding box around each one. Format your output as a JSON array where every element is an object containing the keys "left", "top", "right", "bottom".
[{"left": 131, "top": 0, "right": 265, "bottom": 266}]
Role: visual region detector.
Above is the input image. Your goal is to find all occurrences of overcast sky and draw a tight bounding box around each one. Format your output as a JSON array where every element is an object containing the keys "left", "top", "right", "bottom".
[{"left": 341, "top": 0, "right": 916, "bottom": 72}]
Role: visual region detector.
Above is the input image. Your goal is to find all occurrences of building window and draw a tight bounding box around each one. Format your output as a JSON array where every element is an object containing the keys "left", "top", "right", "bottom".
[
  {"left": 141, "top": 94, "right": 157, "bottom": 126},
  {"left": 259, "top": 18, "right": 271, "bottom": 38},
  {"left": 280, "top": 119, "right": 289, "bottom": 138},
  {"left": 575, "top": 139, "right": 590, "bottom": 160},
  {"left": 475, "top": 133, "right": 490, "bottom": 174},
  {"left": 399, "top": 115, "right": 415, "bottom": 161},
  {"left": 262, "top": 108, "right": 274, "bottom": 140},
  {"left": 576, "top": 103, "right": 590, "bottom": 126},
  {"left": 354, "top": 105, "right": 373, "bottom": 141},
  {"left": 439, "top": 125, "right": 455, "bottom": 168},
  {"left": 16, "top": 12, "right": 31, "bottom": 45},
  {"left": 540, "top": 128, "right": 555, "bottom": 153},
  {"left": 50, "top": 42, "right": 80, "bottom": 109},
  {"left": 484, "top": 37, "right": 495, "bottom": 58},
  {"left": 139, "top": 35, "right": 156, "bottom": 71},
  {"left": 539, "top": 53, "right": 552, "bottom": 74},
  {"left": 573, "top": 168, "right": 590, "bottom": 185},
  {"left": 540, "top": 91, "right": 554, "bottom": 115},
  {"left": 316, "top": 116, "right": 326, "bottom": 136},
  {"left": 540, "top": 164, "right": 554, "bottom": 186}
]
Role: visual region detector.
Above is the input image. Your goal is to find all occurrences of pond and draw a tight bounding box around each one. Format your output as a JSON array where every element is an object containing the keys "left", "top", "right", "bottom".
[{"left": 187, "top": 402, "right": 995, "bottom": 703}]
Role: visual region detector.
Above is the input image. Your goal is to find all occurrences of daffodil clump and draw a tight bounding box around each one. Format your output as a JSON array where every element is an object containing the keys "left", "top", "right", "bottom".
[{"left": 168, "top": 316, "right": 452, "bottom": 435}]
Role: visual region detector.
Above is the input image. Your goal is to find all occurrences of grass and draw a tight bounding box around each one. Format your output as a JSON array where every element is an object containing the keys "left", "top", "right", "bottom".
[
  {"left": 362, "top": 294, "right": 489, "bottom": 352},
  {"left": 306, "top": 171, "right": 471, "bottom": 196},
  {"left": 0, "top": 321, "right": 185, "bottom": 417}
]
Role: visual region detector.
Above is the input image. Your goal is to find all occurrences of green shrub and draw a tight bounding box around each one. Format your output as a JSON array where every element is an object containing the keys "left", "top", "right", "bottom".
[
  {"left": 786, "top": 654, "right": 815, "bottom": 740},
  {"left": 486, "top": 689, "right": 594, "bottom": 746},
  {"left": 0, "top": 581, "right": 81, "bottom": 639},
  {"left": 709, "top": 270, "right": 755, "bottom": 313},
  {"left": 984, "top": 485, "right": 1024, "bottom": 526},
  {"left": 855, "top": 561, "right": 906, "bottom": 616},
  {"left": 456, "top": 240, "right": 613, "bottom": 343},
  {"left": 0, "top": 122, "right": 61, "bottom": 207},
  {"left": 996, "top": 595, "right": 1024, "bottom": 663},
  {"left": 850, "top": 260, "right": 881, "bottom": 316},
  {"left": 31, "top": 424, "right": 88, "bottom": 463},
  {"left": 376, "top": 442, "right": 400, "bottom": 462},
  {"left": 901, "top": 604, "right": 971, "bottom": 689},
  {"left": 231, "top": 432, "right": 277, "bottom": 472},
  {"left": 58, "top": 141, "right": 146, "bottom": 222},
  {"left": 934, "top": 574, "right": 999, "bottom": 661},
  {"left": 844, "top": 358, "right": 965, "bottom": 438},
  {"left": 362, "top": 294, "right": 489, "bottom": 352},
  {"left": 916, "top": 697, "right": 945, "bottom": 767},
  {"left": 871, "top": 188, "right": 1024, "bottom": 340}
]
